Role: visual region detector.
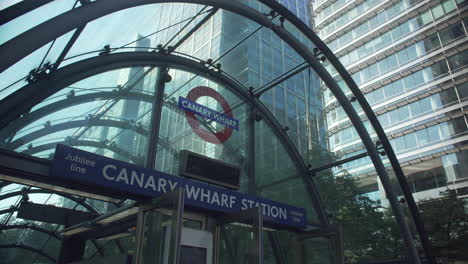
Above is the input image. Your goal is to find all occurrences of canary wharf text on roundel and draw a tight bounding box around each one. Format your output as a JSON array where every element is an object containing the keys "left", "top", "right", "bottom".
[
  {"left": 178, "top": 97, "right": 239, "bottom": 130},
  {"left": 178, "top": 86, "right": 239, "bottom": 144}
]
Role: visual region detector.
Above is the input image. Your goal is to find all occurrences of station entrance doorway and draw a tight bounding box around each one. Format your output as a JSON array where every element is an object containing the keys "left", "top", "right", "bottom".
[
  {"left": 134, "top": 188, "right": 264, "bottom": 264},
  {"left": 61, "top": 187, "right": 330, "bottom": 264},
  {"left": 1, "top": 145, "right": 343, "bottom": 264}
]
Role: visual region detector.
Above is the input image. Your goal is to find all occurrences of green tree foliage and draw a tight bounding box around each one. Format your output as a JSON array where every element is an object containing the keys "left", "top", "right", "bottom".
[
  {"left": 419, "top": 190, "right": 468, "bottom": 261},
  {"left": 314, "top": 169, "right": 406, "bottom": 263},
  {"left": 309, "top": 146, "right": 406, "bottom": 262}
]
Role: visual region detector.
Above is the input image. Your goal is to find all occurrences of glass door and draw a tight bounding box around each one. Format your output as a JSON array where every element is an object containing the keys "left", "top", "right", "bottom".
[
  {"left": 215, "top": 207, "right": 264, "bottom": 264},
  {"left": 133, "top": 190, "right": 268, "bottom": 264},
  {"left": 134, "top": 188, "right": 185, "bottom": 264}
]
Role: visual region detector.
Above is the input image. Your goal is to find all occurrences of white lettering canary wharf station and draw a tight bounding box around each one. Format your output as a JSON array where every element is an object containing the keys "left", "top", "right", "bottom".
[
  {"left": 101, "top": 164, "right": 287, "bottom": 220},
  {"left": 52, "top": 144, "right": 305, "bottom": 228}
]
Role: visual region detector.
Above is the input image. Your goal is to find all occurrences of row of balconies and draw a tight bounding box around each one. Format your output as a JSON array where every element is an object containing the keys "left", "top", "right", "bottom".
[
  {"left": 341, "top": 133, "right": 468, "bottom": 179},
  {"left": 318, "top": 0, "right": 416, "bottom": 42},
  {"left": 324, "top": 68, "right": 467, "bottom": 140},
  {"left": 340, "top": 10, "right": 465, "bottom": 73},
  {"left": 329, "top": 101, "right": 467, "bottom": 156},
  {"left": 323, "top": 37, "right": 468, "bottom": 115}
]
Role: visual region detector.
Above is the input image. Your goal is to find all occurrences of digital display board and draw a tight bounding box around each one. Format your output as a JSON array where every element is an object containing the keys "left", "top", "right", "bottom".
[{"left": 180, "top": 150, "right": 240, "bottom": 190}]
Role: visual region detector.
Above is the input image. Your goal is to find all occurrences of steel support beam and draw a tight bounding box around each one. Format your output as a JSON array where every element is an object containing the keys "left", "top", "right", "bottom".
[
  {"left": 7, "top": 119, "right": 148, "bottom": 150},
  {"left": 1, "top": 224, "right": 62, "bottom": 240},
  {"left": 0, "top": 181, "right": 11, "bottom": 189},
  {"left": 3, "top": 120, "right": 176, "bottom": 158},
  {"left": 254, "top": 63, "right": 309, "bottom": 97},
  {"left": 0, "top": 206, "right": 17, "bottom": 215},
  {"left": 164, "top": 7, "right": 218, "bottom": 52},
  {"left": 0, "top": 244, "right": 56, "bottom": 263},
  {"left": 0, "top": 189, "right": 99, "bottom": 214},
  {"left": 271, "top": 22, "right": 420, "bottom": 263},
  {"left": 256, "top": 1, "right": 433, "bottom": 262},
  {"left": 0, "top": 0, "right": 281, "bottom": 74},
  {"left": 249, "top": 106, "right": 256, "bottom": 194},
  {"left": 0, "top": 0, "right": 53, "bottom": 26},
  {"left": 146, "top": 67, "right": 168, "bottom": 168},
  {"left": 268, "top": 232, "right": 287, "bottom": 264},
  {"left": 51, "top": 24, "right": 86, "bottom": 72},
  {"left": 19, "top": 139, "right": 143, "bottom": 164},
  {"left": 71, "top": 67, "right": 156, "bottom": 140},
  {"left": 309, "top": 151, "right": 369, "bottom": 175},
  {"left": 0, "top": 89, "right": 152, "bottom": 133}
]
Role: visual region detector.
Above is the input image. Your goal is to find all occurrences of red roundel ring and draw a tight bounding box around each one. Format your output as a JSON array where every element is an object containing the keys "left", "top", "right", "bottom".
[{"left": 184, "top": 86, "right": 234, "bottom": 144}]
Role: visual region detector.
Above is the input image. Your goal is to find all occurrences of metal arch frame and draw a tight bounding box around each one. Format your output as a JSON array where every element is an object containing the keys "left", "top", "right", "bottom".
[
  {"left": 0, "top": 0, "right": 421, "bottom": 261},
  {"left": 0, "top": 50, "right": 329, "bottom": 226},
  {"left": 19, "top": 136, "right": 182, "bottom": 164},
  {"left": 21, "top": 139, "right": 144, "bottom": 164},
  {"left": 257, "top": 1, "right": 433, "bottom": 262},
  {"left": 7, "top": 119, "right": 149, "bottom": 150},
  {"left": 0, "top": 0, "right": 54, "bottom": 26},
  {"left": 1, "top": 224, "right": 62, "bottom": 240},
  {"left": 0, "top": 189, "right": 101, "bottom": 215},
  {"left": 0, "top": 91, "right": 153, "bottom": 135},
  {"left": 0, "top": 244, "right": 56, "bottom": 263},
  {"left": 0, "top": 206, "right": 18, "bottom": 215},
  {"left": 0, "top": 181, "right": 12, "bottom": 189}
]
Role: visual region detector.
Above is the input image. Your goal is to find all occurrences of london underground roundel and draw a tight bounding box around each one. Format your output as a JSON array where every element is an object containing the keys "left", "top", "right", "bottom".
[{"left": 178, "top": 86, "right": 239, "bottom": 144}]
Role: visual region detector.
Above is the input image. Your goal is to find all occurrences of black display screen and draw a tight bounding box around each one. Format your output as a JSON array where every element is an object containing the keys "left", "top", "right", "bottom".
[{"left": 180, "top": 150, "right": 240, "bottom": 189}]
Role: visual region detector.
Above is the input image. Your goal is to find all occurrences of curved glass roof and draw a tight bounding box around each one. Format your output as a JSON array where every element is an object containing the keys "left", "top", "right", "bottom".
[{"left": 0, "top": 0, "right": 428, "bottom": 263}]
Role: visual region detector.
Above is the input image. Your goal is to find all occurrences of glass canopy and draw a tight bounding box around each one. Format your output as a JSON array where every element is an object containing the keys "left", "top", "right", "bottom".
[{"left": 0, "top": 0, "right": 428, "bottom": 263}]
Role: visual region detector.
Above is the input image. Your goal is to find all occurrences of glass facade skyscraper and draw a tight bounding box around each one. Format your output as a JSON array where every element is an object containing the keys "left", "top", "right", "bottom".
[{"left": 313, "top": 0, "right": 468, "bottom": 203}]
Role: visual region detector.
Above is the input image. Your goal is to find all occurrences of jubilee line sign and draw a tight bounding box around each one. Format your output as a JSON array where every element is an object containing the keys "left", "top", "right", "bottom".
[{"left": 51, "top": 145, "right": 307, "bottom": 229}]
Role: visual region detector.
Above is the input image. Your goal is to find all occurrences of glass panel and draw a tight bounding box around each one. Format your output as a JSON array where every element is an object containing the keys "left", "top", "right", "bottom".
[
  {"left": 83, "top": 240, "right": 99, "bottom": 259},
  {"left": 303, "top": 237, "right": 334, "bottom": 264},
  {"left": 40, "top": 30, "right": 76, "bottom": 67},
  {"left": 0, "top": 248, "right": 35, "bottom": 263},
  {"left": 205, "top": 11, "right": 268, "bottom": 85},
  {"left": 254, "top": 116, "right": 319, "bottom": 223},
  {"left": 0, "top": 42, "right": 50, "bottom": 101},
  {"left": 138, "top": 210, "right": 171, "bottom": 264},
  {"left": 0, "top": 30, "right": 76, "bottom": 100},
  {"left": 272, "top": 230, "right": 301, "bottom": 264},
  {"left": 155, "top": 68, "right": 251, "bottom": 191},
  {"left": 0, "top": 0, "right": 76, "bottom": 45},
  {"left": 0, "top": 0, "right": 23, "bottom": 11},
  {"left": 443, "top": 0, "right": 456, "bottom": 13},
  {"left": 0, "top": 67, "right": 158, "bottom": 163},
  {"left": 61, "top": 3, "right": 207, "bottom": 67},
  {"left": 0, "top": 183, "right": 68, "bottom": 263},
  {"left": 219, "top": 224, "right": 255, "bottom": 263}
]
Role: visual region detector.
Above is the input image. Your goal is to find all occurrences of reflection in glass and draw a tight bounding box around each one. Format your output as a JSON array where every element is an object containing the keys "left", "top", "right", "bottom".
[
  {"left": 155, "top": 69, "right": 251, "bottom": 191},
  {"left": 0, "top": 65, "right": 158, "bottom": 164}
]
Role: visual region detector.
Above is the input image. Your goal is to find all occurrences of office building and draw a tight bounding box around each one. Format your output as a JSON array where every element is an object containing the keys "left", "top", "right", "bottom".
[{"left": 312, "top": 0, "right": 468, "bottom": 202}]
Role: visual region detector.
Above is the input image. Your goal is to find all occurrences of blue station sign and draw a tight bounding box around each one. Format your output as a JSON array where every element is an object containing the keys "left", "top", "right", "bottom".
[
  {"left": 51, "top": 145, "right": 307, "bottom": 229},
  {"left": 178, "top": 96, "right": 239, "bottom": 131}
]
